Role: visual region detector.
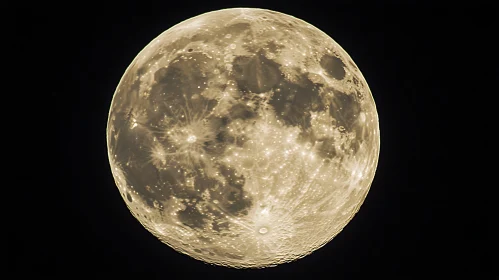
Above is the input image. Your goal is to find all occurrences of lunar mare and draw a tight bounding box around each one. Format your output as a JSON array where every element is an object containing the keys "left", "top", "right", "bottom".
[{"left": 107, "top": 8, "right": 379, "bottom": 268}]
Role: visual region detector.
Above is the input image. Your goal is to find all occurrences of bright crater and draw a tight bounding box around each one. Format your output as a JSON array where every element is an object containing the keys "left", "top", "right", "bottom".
[{"left": 107, "top": 8, "right": 380, "bottom": 268}]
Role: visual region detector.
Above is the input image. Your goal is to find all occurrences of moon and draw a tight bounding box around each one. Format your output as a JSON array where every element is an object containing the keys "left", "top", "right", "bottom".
[{"left": 107, "top": 8, "right": 380, "bottom": 268}]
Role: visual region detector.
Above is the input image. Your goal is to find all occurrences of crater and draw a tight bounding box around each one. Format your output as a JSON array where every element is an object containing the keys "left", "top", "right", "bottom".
[{"left": 320, "top": 54, "right": 346, "bottom": 80}]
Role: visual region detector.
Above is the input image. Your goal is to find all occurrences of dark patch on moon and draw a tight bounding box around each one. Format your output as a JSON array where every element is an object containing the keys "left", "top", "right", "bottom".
[
  {"left": 126, "top": 192, "right": 133, "bottom": 202},
  {"left": 315, "top": 138, "right": 338, "bottom": 160},
  {"left": 209, "top": 116, "right": 247, "bottom": 148},
  {"left": 228, "top": 103, "right": 256, "bottom": 120},
  {"left": 320, "top": 54, "right": 346, "bottom": 80},
  {"left": 125, "top": 164, "right": 168, "bottom": 201},
  {"left": 264, "top": 40, "right": 285, "bottom": 54},
  {"left": 168, "top": 171, "right": 222, "bottom": 229},
  {"left": 192, "top": 172, "right": 219, "bottom": 195},
  {"left": 329, "top": 90, "right": 361, "bottom": 131},
  {"left": 296, "top": 126, "right": 318, "bottom": 145},
  {"left": 158, "top": 167, "right": 185, "bottom": 198},
  {"left": 348, "top": 136, "right": 362, "bottom": 155},
  {"left": 202, "top": 117, "right": 229, "bottom": 156},
  {"left": 149, "top": 52, "right": 209, "bottom": 108},
  {"left": 225, "top": 22, "right": 252, "bottom": 34},
  {"left": 269, "top": 70, "right": 325, "bottom": 129},
  {"left": 217, "top": 165, "right": 252, "bottom": 216},
  {"left": 204, "top": 138, "right": 227, "bottom": 156},
  {"left": 212, "top": 219, "right": 230, "bottom": 232},
  {"left": 173, "top": 164, "right": 253, "bottom": 230},
  {"left": 178, "top": 204, "right": 207, "bottom": 229},
  {"left": 231, "top": 51, "right": 282, "bottom": 93},
  {"left": 153, "top": 67, "right": 171, "bottom": 82},
  {"left": 215, "top": 129, "right": 233, "bottom": 144}
]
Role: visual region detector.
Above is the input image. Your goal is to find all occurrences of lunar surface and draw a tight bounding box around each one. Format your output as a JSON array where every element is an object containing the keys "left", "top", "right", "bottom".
[{"left": 107, "top": 8, "right": 380, "bottom": 268}]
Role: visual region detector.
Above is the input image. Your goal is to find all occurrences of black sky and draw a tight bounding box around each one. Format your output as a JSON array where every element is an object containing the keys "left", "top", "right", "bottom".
[{"left": 15, "top": 0, "right": 489, "bottom": 278}]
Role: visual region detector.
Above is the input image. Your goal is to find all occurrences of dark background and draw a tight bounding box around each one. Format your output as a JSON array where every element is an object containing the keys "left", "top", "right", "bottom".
[{"left": 15, "top": 0, "right": 489, "bottom": 278}]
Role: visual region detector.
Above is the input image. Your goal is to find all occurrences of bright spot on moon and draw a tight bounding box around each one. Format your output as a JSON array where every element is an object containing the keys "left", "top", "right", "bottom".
[
  {"left": 107, "top": 8, "right": 380, "bottom": 268},
  {"left": 187, "top": 135, "right": 197, "bottom": 143}
]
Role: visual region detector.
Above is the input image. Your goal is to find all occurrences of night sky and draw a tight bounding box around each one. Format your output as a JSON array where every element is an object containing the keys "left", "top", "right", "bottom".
[{"left": 15, "top": 0, "right": 489, "bottom": 278}]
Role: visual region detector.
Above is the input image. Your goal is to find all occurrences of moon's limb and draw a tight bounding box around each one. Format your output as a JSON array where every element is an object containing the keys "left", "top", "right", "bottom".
[{"left": 107, "top": 8, "right": 379, "bottom": 268}]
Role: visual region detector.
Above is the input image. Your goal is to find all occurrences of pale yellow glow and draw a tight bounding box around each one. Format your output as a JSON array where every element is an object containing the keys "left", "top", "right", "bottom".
[{"left": 106, "top": 7, "right": 380, "bottom": 269}]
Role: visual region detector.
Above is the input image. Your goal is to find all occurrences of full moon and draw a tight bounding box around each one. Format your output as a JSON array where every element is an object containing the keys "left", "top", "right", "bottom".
[{"left": 107, "top": 8, "right": 380, "bottom": 268}]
